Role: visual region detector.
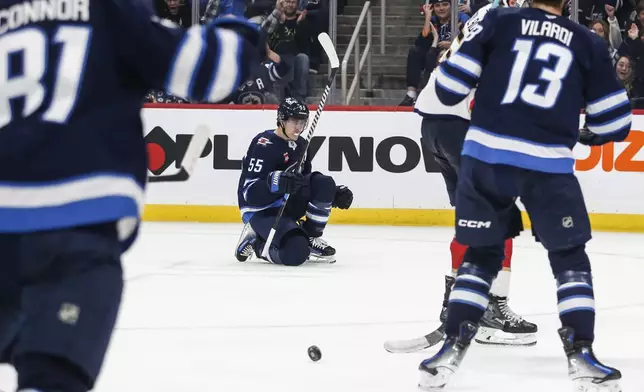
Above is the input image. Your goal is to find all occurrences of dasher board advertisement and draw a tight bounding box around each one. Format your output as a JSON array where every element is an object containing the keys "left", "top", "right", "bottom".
[{"left": 140, "top": 105, "right": 644, "bottom": 232}]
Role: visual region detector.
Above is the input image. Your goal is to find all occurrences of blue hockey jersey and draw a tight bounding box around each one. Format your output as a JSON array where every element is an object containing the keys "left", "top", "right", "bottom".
[
  {"left": 0, "top": 0, "right": 258, "bottom": 246},
  {"left": 435, "top": 7, "right": 632, "bottom": 174},
  {"left": 238, "top": 130, "right": 311, "bottom": 223}
]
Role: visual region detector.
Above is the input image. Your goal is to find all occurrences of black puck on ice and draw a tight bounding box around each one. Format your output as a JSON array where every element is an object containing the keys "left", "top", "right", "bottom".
[{"left": 307, "top": 345, "right": 322, "bottom": 361}]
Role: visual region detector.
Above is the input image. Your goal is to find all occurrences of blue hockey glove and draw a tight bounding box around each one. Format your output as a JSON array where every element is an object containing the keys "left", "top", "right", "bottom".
[
  {"left": 267, "top": 171, "right": 305, "bottom": 194},
  {"left": 333, "top": 185, "right": 353, "bottom": 209}
]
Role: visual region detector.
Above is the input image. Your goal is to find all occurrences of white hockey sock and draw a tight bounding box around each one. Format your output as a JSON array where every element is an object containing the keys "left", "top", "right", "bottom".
[{"left": 490, "top": 268, "right": 511, "bottom": 297}]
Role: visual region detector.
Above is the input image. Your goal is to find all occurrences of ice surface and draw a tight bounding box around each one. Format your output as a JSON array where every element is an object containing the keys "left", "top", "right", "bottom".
[{"left": 1, "top": 223, "right": 642, "bottom": 392}]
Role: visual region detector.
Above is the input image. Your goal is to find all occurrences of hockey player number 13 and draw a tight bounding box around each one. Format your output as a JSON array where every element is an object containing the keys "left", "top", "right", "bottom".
[
  {"left": 0, "top": 26, "right": 91, "bottom": 129},
  {"left": 502, "top": 39, "right": 573, "bottom": 109}
]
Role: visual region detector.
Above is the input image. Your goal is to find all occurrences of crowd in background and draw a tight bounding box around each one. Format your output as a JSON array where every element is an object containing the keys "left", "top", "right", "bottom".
[
  {"left": 400, "top": 0, "right": 644, "bottom": 107},
  {"left": 146, "top": 0, "right": 338, "bottom": 104},
  {"left": 147, "top": 0, "right": 644, "bottom": 108}
]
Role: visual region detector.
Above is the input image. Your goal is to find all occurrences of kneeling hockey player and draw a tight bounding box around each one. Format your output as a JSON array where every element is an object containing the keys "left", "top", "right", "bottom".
[{"left": 234, "top": 97, "right": 353, "bottom": 265}]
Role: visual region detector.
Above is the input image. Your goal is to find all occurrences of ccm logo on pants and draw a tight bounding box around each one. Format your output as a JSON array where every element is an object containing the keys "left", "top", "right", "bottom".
[{"left": 458, "top": 219, "right": 491, "bottom": 228}]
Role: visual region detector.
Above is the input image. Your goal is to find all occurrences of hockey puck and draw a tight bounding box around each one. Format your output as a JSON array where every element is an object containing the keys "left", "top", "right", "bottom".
[{"left": 307, "top": 345, "right": 322, "bottom": 362}]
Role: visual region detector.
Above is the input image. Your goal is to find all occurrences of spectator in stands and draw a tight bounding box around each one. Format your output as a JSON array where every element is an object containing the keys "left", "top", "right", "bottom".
[
  {"left": 266, "top": 0, "right": 313, "bottom": 101},
  {"left": 399, "top": 0, "right": 468, "bottom": 106},
  {"left": 155, "top": 0, "right": 193, "bottom": 26},
  {"left": 619, "top": 23, "right": 644, "bottom": 97},
  {"left": 300, "top": 0, "right": 329, "bottom": 74},
  {"left": 615, "top": 55, "right": 641, "bottom": 97},
  {"left": 400, "top": 4, "right": 440, "bottom": 106},
  {"left": 575, "top": 0, "right": 610, "bottom": 26},
  {"left": 589, "top": 18, "right": 620, "bottom": 64},
  {"left": 431, "top": 0, "right": 469, "bottom": 43}
]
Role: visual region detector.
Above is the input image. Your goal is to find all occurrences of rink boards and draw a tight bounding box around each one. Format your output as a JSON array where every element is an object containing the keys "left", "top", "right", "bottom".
[{"left": 141, "top": 104, "right": 644, "bottom": 232}]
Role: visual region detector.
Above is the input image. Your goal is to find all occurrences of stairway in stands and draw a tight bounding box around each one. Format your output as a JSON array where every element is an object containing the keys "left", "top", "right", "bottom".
[{"left": 310, "top": 0, "right": 424, "bottom": 105}]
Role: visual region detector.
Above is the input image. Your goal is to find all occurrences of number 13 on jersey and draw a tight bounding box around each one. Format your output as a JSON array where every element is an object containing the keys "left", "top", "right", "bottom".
[
  {"left": 502, "top": 39, "right": 573, "bottom": 109},
  {"left": 0, "top": 25, "right": 91, "bottom": 128}
]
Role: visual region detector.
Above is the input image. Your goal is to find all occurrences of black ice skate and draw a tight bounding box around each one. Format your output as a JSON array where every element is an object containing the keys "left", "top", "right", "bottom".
[
  {"left": 558, "top": 327, "right": 622, "bottom": 392},
  {"left": 475, "top": 293, "right": 538, "bottom": 346},
  {"left": 307, "top": 236, "right": 336, "bottom": 263},
  {"left": 418, "top": 321, "right": 478, "bottom": 390},
  {"left": 234, "top": 222, "right": 257, "bottom": 262}
]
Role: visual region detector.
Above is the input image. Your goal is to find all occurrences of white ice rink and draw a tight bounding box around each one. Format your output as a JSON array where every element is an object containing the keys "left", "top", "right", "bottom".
[{"left": 1, "top": 222, "right": 643, "bottom": 392}]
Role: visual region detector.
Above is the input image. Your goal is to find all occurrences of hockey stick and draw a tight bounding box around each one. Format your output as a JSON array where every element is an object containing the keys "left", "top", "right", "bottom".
[
  {"left": 383, "top": 325, "right": 445, "bottom": 353},
  {"left": 148, "top": 125, "right": 210, "bottom": 183},
  {"left": 260, "top": 33, "right": 340, "bottom": 259}
]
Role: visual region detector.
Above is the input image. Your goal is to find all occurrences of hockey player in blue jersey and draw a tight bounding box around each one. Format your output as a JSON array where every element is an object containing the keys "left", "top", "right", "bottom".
[
  {"left": 234, "top": 97, "right": 353, "bottom": 265},
  {"left": 417, "top": 0, "right": 630, "bottom": 389},
  {"left": 0, "top": 1, "right": 262, "bottom": 391}
]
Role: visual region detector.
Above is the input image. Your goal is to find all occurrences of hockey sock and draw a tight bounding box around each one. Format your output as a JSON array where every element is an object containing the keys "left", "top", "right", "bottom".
[
  {"left": 490, "top": 238, "right": 513, "bottom": 297},
  {"left": 445, "top": 262, "right": 496, "bottom": 337},
  {"left": 556, "top": 270, "right": 595, "bottom": 342},
  {"left": 303, "top": 201, "right": 332, "bottom": 237},
  {"left": 549, "top": 245, "right": 594, "bottom": 342},
  {"left": 450, "top": 237, "right": 468, "bottom": 276}
]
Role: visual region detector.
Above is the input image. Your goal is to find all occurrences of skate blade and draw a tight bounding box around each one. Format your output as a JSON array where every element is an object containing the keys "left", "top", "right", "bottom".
[
  {"left": 384, "top": 328, "right": 445, "bottom": 353},
  {"left": 306, "top": 254, "right": 336, "bottom": 264},
  {"left": 573, "top": 378, "right": 622, "bottom": 392},
  {"left": 418, "top": 366, "right": 454, "bottom": 390},
  {"left": 474, "top": 327, "right": 537, "bottom": 346}
]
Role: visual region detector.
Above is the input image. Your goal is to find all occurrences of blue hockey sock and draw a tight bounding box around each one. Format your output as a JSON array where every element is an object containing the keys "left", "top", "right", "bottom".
[
  {"left": 445, "top": 262, "right": 495, "bottom": 337},
  {"left": 303, "top": 201, "right": 331, "bottom": 237},
  {"left": 556, "top": 270, "right": 595, "bottom": 342}
]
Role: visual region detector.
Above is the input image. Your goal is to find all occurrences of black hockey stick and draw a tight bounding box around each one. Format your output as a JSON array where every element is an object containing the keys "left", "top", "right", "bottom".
[
  {"left": 260, "top": 33, "right": 339, "bottom": 259},
  {"left": 148, "top": 125, "right": 210, "bottom": 183}
]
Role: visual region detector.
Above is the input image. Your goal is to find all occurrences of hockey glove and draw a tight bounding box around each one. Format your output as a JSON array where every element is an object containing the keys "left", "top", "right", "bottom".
[
  {"left": 332, "top": 185, "right": 353, "bottom": 209},
  {"left": 267, "top": 171, "right": 305, "bottom": 194},
  {"left": 578, "top": 127, "right": 607, "bottom": 146}
]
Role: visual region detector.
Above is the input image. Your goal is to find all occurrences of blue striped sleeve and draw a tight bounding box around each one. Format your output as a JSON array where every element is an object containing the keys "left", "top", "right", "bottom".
[
  {"left": 166, "top": 26, "right": 252, "bottom": 103},
  {"left": 584, "top": 36, "right": 632, "bottom": 143}
]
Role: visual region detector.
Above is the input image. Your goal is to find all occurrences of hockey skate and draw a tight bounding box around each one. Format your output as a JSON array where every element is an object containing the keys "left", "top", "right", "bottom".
[
  {"left": 475, "top": 293, "right": 538, "bottom": 346},
  {"left": 558, "top": 327, "right": 622, "bottom": 392},
  {"left": 234, "top": 222, "right": 257, "bottom": 262},
  {"left": 307, "top": 236, "right": 336, "bottom": 263},
  {"left": 418, "top": 321, "right": 478, "bottom": 390}
]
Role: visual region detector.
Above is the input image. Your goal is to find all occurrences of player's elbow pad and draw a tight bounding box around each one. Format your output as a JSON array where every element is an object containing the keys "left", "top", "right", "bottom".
[{"left": 164, "top": 25, "right": 260, "bottom": 103}]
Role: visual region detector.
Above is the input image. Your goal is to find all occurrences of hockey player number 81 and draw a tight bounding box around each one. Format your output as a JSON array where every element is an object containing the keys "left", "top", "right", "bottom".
[
  {"left": 502, "top": 39, "right": 573, "bottom": 109},
  {"left": 0, "top": 26, "right": 91, "bottom": 129}
]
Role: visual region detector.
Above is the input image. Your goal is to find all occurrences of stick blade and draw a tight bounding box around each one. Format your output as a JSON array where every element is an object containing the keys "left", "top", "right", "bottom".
[{"left": 318, "top": 33, "right": 339, "bottom": 69}]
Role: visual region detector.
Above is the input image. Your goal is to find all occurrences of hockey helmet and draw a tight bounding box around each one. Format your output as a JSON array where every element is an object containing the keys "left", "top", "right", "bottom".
[{"left": 277, "top": 97, "right": 309, "bottom": 127}]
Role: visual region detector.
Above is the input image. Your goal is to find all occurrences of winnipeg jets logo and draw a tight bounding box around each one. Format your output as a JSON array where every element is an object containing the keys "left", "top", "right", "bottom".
[
  {"left": 257, "top": 137, "right": 272, "bottom": 146},
  {"left": 284, "top": 152, "right": 289, "bottom": 163},
  {"left": 288, "top": 141, "right": 297, "bottom": 150}
]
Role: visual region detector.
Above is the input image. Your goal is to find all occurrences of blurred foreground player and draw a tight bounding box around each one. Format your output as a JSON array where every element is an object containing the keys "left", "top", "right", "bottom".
[
  {"left": 0, "top": 2, "right": 261, "bottom": 391},
  {"left": 417, "top": 0, "right": 630, "bottom": 389},
  {"left": 413, "top": 0, "right": 537, "bottom": 346},
  {"left": 234, "top": 97, "right": 353, "bottom": 265}
]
